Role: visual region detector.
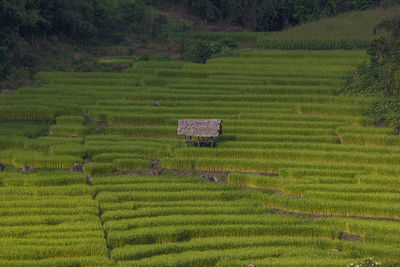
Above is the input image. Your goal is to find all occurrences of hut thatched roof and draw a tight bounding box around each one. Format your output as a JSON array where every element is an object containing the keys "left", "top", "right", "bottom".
[{"left": 178, "top": 119, "right": 222, "bottom": 137}]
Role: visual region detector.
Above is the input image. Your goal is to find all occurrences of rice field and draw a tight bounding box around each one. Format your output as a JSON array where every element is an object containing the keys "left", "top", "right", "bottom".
[{"left": 0, "top": 49, "right": 399, "bottom": 266}]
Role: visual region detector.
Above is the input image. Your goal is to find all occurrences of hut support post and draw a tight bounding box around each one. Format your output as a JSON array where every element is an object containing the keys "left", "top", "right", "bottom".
[
  {"left": 198, "top": 137, "right": 200, "bottom": 148},
  {"left": 185, "top": 135, "right": 187, "bottom": 147}
]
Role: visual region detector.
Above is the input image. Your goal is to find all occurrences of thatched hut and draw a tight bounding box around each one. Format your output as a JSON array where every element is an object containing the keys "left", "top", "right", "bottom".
[{"left": 178, "top": 119, "right": 222, "bottom": 147}]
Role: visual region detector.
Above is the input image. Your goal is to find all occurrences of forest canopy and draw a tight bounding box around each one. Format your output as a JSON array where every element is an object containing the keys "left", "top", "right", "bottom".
[{"left": 0, "top": 0, "right": 399, "bottom": 85}]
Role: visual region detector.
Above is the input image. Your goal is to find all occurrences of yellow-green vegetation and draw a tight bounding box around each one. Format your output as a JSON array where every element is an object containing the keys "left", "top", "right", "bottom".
[
  {"left": 0, "top": 49, "right": 399, "bottom": 266},
  {"left": 267, "top": 6, "right": 400, "bottom": 40},
  {"left": 0, "top": 170, "right": 113, "bottom": 266},
  {"left": 193, "top": 6, "right": 400, "bottom": 50}
]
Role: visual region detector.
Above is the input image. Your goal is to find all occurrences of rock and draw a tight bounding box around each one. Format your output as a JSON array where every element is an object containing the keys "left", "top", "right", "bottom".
[
  {"left": 208, "top": 176, "right": 218, "bottom": 183},
  {"left": 21, "top": 165, "right": 33, "bottom": 172},
  {"left": 395, "top": 125, "right": 400, "bottom": 135},
  {"left": 329, "top": 249, "right": 342, "bottom": 253},
  {"left": 147, "top": 161, "right": 161, "bottom": 176},
  {"left": 373, "top": 118, "right": 386, "bottom": 127},
  {"left": 0, "top": 162, "right": 4, "bottom": 171},
  {"left": 152, "top": 102, "right": 161, "bottom": 106},
  {"left": 72, "top": 53, "right": 81, "bottom": 61},
  {"left": 71, "top": 163, "right": 83, "bottom": 173},
  {"left": 246, "top": 264, "right": 258, "bottom": 267},
  {"left": 339, "top": 231, "right": 363, "bottom": 242},
  {"left": 136, "top": 82, "right": 143, "bottom": 87},
  {"left": 86, "top": 176, "right": 93, "bottom": 185},
  {"left": 201, "top": 175, "right": 218, "bottom": 183}
]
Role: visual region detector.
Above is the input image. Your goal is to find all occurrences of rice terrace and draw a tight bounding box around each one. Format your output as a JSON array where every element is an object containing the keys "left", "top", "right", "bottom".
[{"left": 1, "top": 1, "right": 400, "bottom": 267}]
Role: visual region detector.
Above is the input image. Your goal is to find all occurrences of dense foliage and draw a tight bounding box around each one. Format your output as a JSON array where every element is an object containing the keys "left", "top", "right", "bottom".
[
  {"left": 342, "top": 15, "right": 400, "bottom": 125},
  {"left": 166, "top": 0, "right": 398, "bottom": 31},
  {"left": 0, "top": 0, "right": 164, "bottom": 87},
  {"left": 1, "top": 0, "right": 399, "bottom": 85}
]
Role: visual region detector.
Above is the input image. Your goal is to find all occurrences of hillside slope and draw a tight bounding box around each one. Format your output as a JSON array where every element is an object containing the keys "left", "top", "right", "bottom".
[
  {"left": 1, "top": 50, "right": 400, "bottom": 266},
  {"left": 267, "top": 6, "right": 400, "bottom": 39}
]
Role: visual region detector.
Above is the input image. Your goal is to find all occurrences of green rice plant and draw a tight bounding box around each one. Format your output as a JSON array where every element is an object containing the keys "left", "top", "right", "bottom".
[
  {"left": 180, "top": 157, "right": 400, "bottom": 176},
  {"left": 0, "top": 223, "right": 104, "bottom": 237},
  {"left": 0, "top": 256, "right": 114, "bottom": 266},
  {"left": 355, "top": 174, "right": 400, "bottom": 188},
  {"left": 211, "top": 56, "right": 364, "bottom": 66},
  {"left": 0, "top": 236, "right": 105, "bottom": 246},
  {"left": 0, "top": 185, "right": 93, "bottom": 199},
  {"left": 0, "top": 206, "right": 98, "bottom": 217},
  {"left": 0, "top": 121, "right": 48, "bottom": 138},
  {"left": 0, "top": 243, "right": 108, "bottom": 260},
  {"left": 107, "top": 224, "right": 336, "bottom": 248},
  {"left": 279, "top": 167, "right": 363, "bottom": 179},
  {"left": 236, "top": 113, "right": 372, "bottom": 126},
  {"left": 0, "top": 173, "right": 85, "bottom": 186},
  {"left": 84, "top": 144, "right": 170, "bottom": 159},
  {"left": 0, "top": 197, "right": 94, "bottom": 209},
  {"left": 256, "top": 38, "right": 371, "bottom": 50},
  {"left": 106, "top": 114, "right": 169, "bottom": 126},
  {"left": 86, "top": 135, "right": 181, "bottom": 146},
  {"left": 336, "top": 126, "right": 396, "bottom": 135},
  {"left": 161, "top": 158, "right": 195, "bottom": 170},
  {"left": 305, "top": 191, "right": 400, "bottom": 204},
  {"left": 83, "top": 163, "right": 114, "bottom": 177},
  {"left": 171, "top": 83, "right": 337, "bottom": 96},
  {"left": 341, "top": 133, "right": 400, "bottom": 146},
  {"left": 220, "top": 141, "right": 400, "bottom": 154},
  {"left": 174, "top": 147, "right": 400, "bottom": 165},
  {"left": 96, "top": 190, "right": 252, "bottom": 203},
  {"left": 220, "top": 134, "right": 340, "bottom": 144},
  {"left": 224, "top": 119, "right": 343, "bottom": 129},
  {"left": 113, "top": 159, "right": 152, "bottom": 171},
  {"left": 50, "top": 144, "right": 84, "bottom": 157},
  {"left": 110, "top": 235, "right": 340, "bottom": 261},
  {"left": 262, "top": 194, "right": 400, "bottom": 219},
  {"left": 126, "top": 60, "right": 184, "bottom": 71},
  {"left": 215, "top": 258, "right": 360, "bottom": 267},
  {"left": 0, "top": 135, "right": 27, "bottom": 149},
  {"left": 92, "top": 175, "right": 204, "bottom": 186},
  {"left": 294, "top": 103, "right": 367, "bottom": 116},
  {"left": 223, "top": 126, "right": 335, "bottom": 136},
  {"left": 0, "top": 105, "right": 56, "bottom": 120},
  {"left": 101, "top": 205, "right": 265, "bottom": 223},
  {"left": 100, "top": 200, "right": 258, "bottom": 213},
  {"left": 50, "top": 125, "right": 89, "bottom": 137},
  {"left": 24, "top": 136, "right": 84, "bottom": 153},
  {"left": 126, "top": 93, "right": 369, "bottom": 106},
  {"left": 94, "top": 182, "right": 235, "bottom": 194},
  {"left": 104, "top": 214, "right": 303, "bottom": 233},
  {"left": 56, "top": 115, "right": 85, "bottom": 125},
  {"left": 105, "top": 126, "right": 176, "bottom": 138},
  {"left": 0, "top": 149, "right": 80, "bottom": 168},
  {"left": 157, "top": 70, "right": 209, "bottom": 79},
  {"left": 118, "top": 248, "right": 357, "bottom": 267},
  {"left": 93, "top": 153, "right": 136, "bottom": 162}
]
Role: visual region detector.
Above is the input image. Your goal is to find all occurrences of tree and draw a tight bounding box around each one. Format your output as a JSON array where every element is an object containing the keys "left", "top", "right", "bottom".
[
  {"left": 0, "top": 47, "right": 13, "bottom": 79},
  {"left": 184, "top": 41, "right": 214, "bottom": 63},
  {"left": 368, "top": 15, "right": 400, "bottom": 95}
]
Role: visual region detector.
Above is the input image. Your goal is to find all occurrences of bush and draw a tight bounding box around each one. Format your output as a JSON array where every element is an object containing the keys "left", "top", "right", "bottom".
[
  {"left": 0, "top": 47, "right": 13, "bottom": 80},
  {"left": 218, "top": 38, "right": 239, "bottom": 49},
  {"left": 184, "top": 41, "right": 214, "bottom": 64}
]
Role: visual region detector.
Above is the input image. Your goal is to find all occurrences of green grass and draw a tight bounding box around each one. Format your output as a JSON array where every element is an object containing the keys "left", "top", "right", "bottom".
[{"left": 266, "top": 6, "right": 400, "bottom": 40}]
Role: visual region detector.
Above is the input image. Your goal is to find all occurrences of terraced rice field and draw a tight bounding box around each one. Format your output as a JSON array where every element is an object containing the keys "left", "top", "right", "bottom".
[{"left": 0, "top": 50, "right": 399, "bottom": 266}]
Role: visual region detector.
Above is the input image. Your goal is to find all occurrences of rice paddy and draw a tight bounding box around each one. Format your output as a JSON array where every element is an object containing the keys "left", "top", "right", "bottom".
[{"left": 0, "top": 49, "right": 399, "bottom": 266}]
